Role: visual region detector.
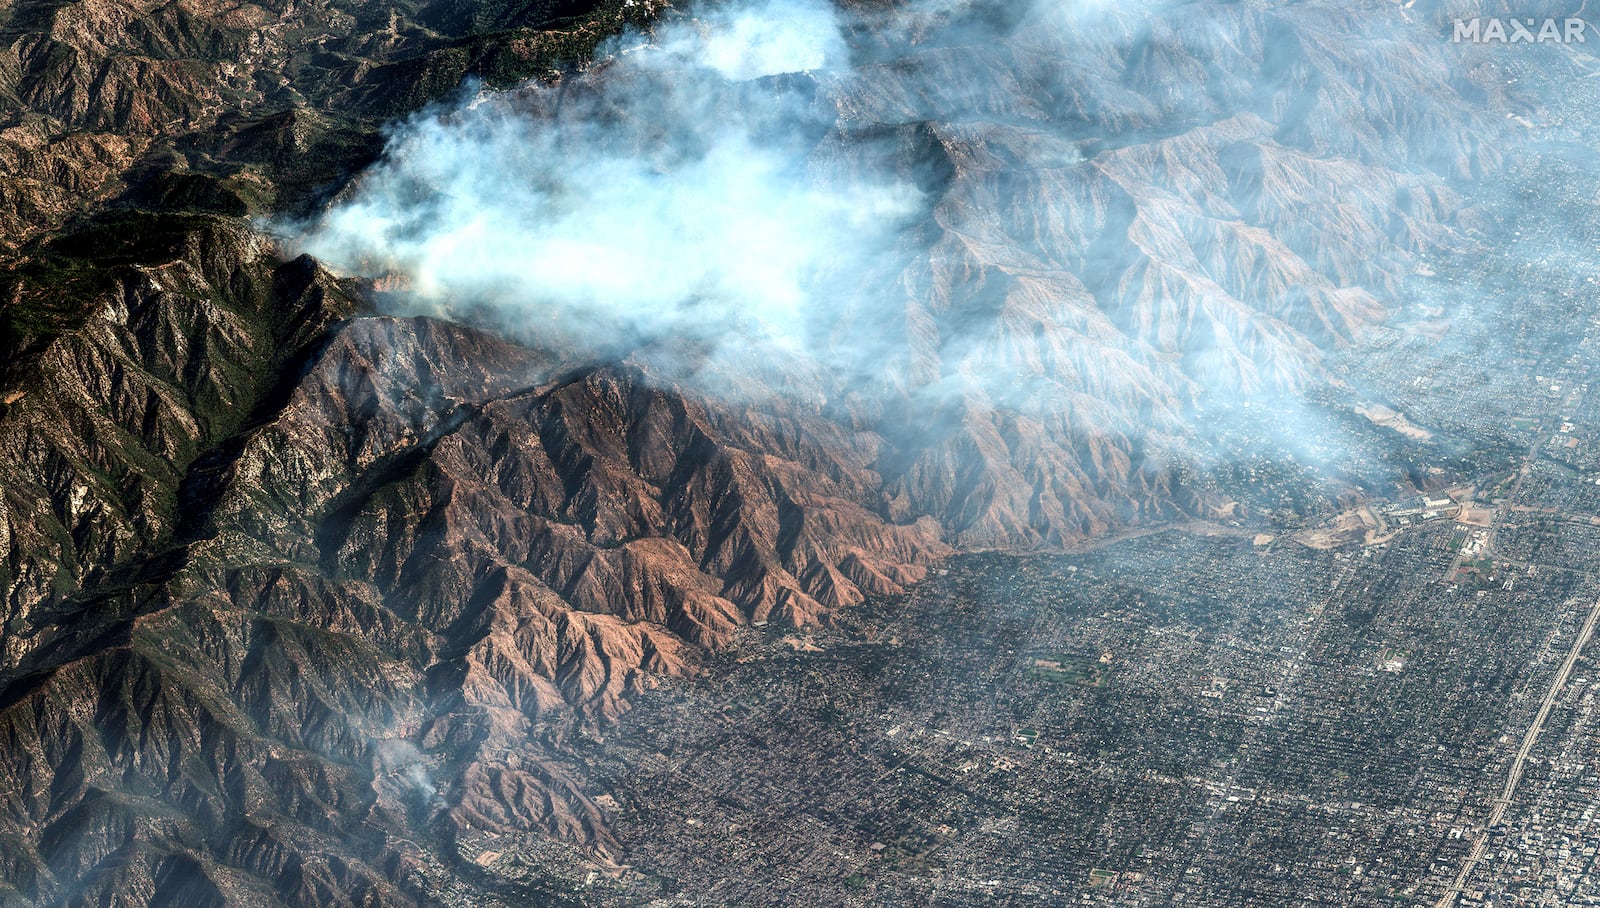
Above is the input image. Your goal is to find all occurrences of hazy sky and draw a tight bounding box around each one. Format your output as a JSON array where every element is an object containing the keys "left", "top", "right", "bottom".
[{"left": 295, "top": 0, "right": 1589, "bottom": 479}]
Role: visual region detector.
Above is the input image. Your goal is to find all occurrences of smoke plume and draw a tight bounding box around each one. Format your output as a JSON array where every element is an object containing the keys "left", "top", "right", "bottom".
[
  {"left": 299, "top": 0, "right": 918, "bottom": 370},
  {"left": 294, "top": 0, "right": 1600, "bottom": 514}
]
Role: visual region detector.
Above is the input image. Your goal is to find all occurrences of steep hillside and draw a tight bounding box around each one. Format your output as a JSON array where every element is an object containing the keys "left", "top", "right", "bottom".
[{"left": 0, "top": 0, "right": 1579, "bottom": 903}]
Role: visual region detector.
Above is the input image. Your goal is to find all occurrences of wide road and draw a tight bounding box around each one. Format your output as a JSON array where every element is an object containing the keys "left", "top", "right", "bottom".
[{"left": 1434, "top": 595, "right": 1600, "bottom": 907}]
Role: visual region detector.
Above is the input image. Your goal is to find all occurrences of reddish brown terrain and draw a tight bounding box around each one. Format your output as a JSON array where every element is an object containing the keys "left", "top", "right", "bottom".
[{"left": 0, "top": 0, "right": 1561, "bottom": 903}]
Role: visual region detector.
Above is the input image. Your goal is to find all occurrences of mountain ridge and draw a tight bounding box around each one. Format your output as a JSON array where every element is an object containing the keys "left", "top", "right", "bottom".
[{"left": 0, "top": 0, "right": 1580, "bottom": 903}]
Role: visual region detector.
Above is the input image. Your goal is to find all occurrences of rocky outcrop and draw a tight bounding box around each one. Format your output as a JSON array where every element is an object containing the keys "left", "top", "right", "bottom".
[
  {"left": 0, "top": 0, "right": 1563, "bottom": 904},
  {"left": 0, "top": 0, "right": 658, "bottom": 254},
  {"left": 0, "top": 223, "right": 951, "bottom": 904}
]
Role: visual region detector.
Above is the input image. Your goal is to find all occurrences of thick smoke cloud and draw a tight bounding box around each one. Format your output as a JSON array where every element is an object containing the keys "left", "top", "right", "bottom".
[
  {"left": 292, "top": 0, "right": 1192, "bottom": 418},
  {"left": 294, "top": 0, "right": 1600, "bottom": 511},
  {"left": 299, "top": 0, "right": 917, "bottom": 367}
]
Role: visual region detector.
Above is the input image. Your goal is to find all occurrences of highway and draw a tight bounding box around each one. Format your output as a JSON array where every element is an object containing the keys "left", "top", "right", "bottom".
[{"left": 1434, "top": 595, "right": 1600, "bottom": 907}]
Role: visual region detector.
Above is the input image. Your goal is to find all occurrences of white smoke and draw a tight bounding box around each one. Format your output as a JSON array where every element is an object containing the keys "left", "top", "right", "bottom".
[
  {"left": 403, "top": 762, "right": 439, "bottom": 799},
  {"left": 686, "top": 0, "right": 844, "bottom": 79},
  {"left": 290, "top": 0, "right": 1581, "bottom": 513},
  {"left": 373, "top": 738, "right": 443, "bottom": 804},
  {"left": 298, "top": 0, "right": 916, "bottom": 363}
]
